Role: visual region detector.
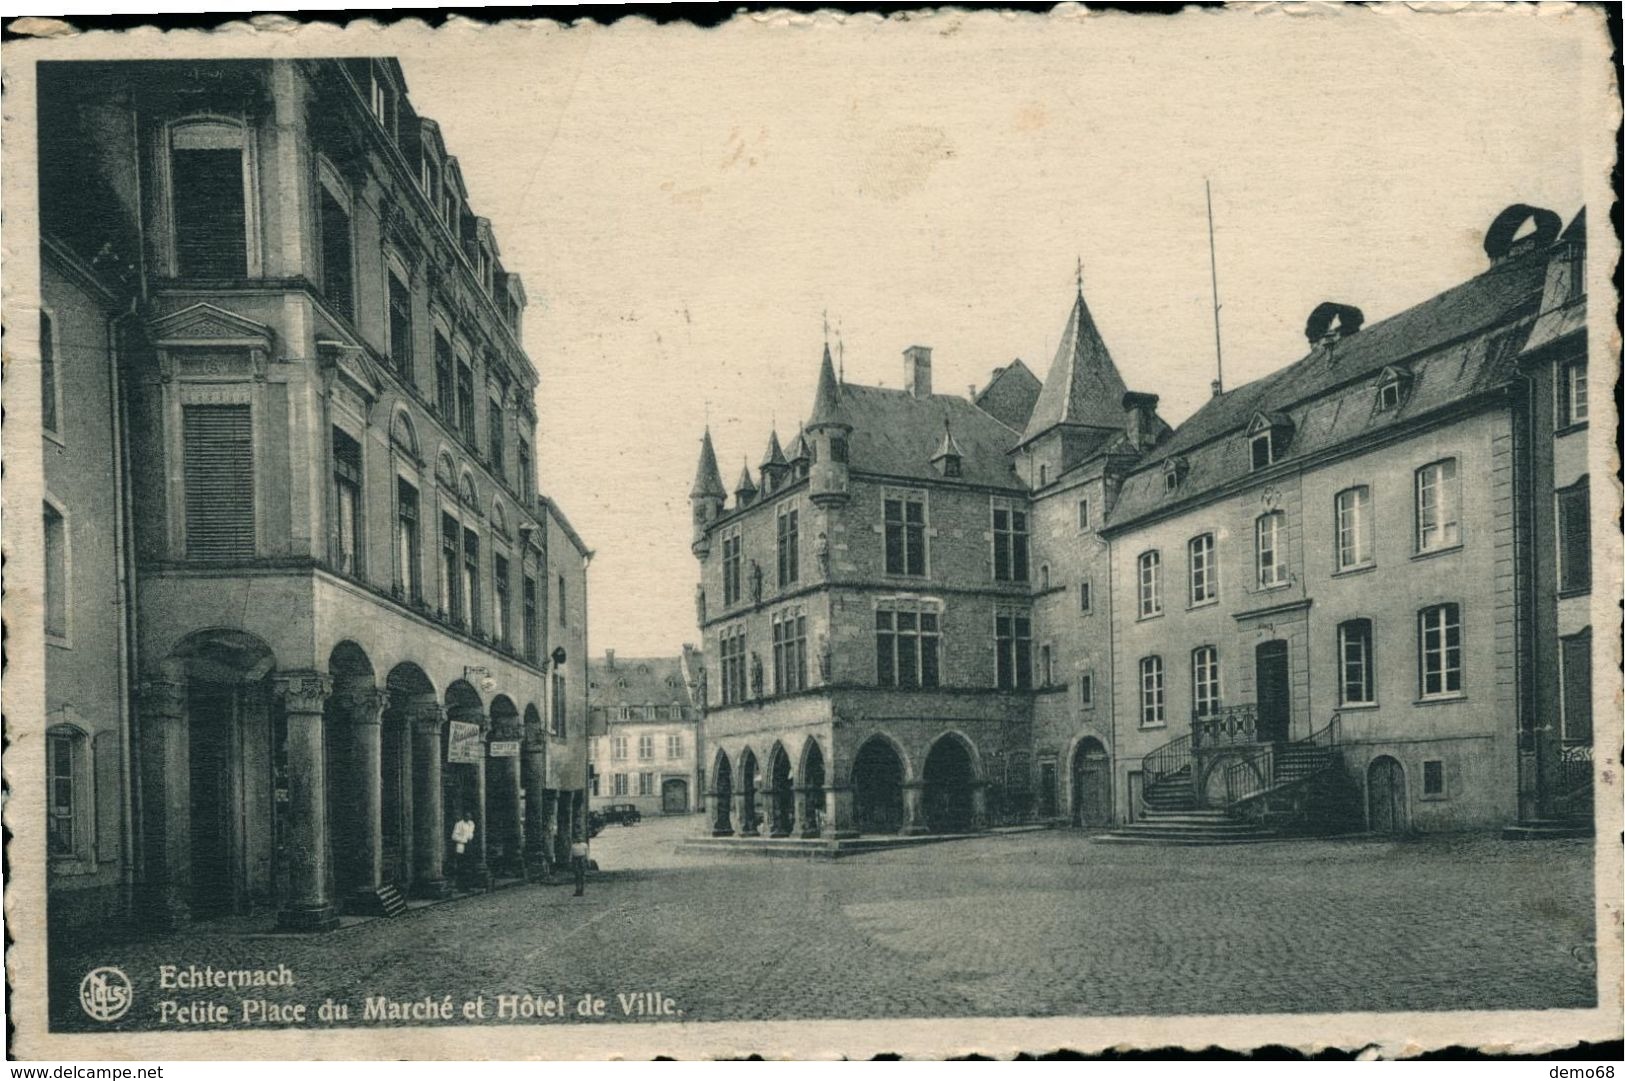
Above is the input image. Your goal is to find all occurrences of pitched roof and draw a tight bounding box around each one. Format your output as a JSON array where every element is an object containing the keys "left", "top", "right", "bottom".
[
  {"left": 760, "top": 430, "right": 788, "bottom": 470},
  {"left": 1018, "top": 290, "right": 1132, "bottom": 446},
  {"left": 834, "top": 382, "right": 1025, "bottom": 490},
  {"left": 734, "top": 462, "right": 758, "bottom": 495},
  {"left": 808, "top": 344, "right": 847, "bottom": 429},
  {"left": 931, "top": 418, "right": 965, "bottom": 463},
  {"left": 690, "top": 428, "right": 726, "bottom": 499},
  {"left": 1106, "top": 254, "right": 1547, "bottom": 529},
  {"left": 587, "top": 654, "right": 699, "bottom": 727},
  {"left": 974, "top": 358, "right": 1042, "bottom": 432}
]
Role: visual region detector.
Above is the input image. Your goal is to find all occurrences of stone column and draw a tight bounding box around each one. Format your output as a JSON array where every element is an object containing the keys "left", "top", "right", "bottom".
[
  {"left": 733, "top": 790, "right": 754, "bottom": 837},
  {"left": 971, "top": 781, "right": 990, "bottom": 831},
  {"left": 522, "top": 738, "right": 550, "bottom": 877},
  {"left": 465, "top": 739, "right": 492, "bottom": 889},
  {"left": 709, "top": 790, "right": 734, "bottom": 836},
  {"left": 409, "top": 699, "right": 450, "bottom": 899},
  {"left": 497, "top": 750, "right": 525, "bottom": 878},
  {"left": 555, "top": 790, "right": 574, "bottom": 855},
  {"left": 138, "top": 666, "right": 191, "bottom": 928},
  {"left": 344, "top": 688, "right": 387, "bottom": 912},
  {"left": 275, "top": 671, "right": 339, "bottom": 931},
  {"left": 824, "top": 785, "right": 858, "bottom": 839},
  {"left": 797, "top": 786, "right": 822, "bottom": 838},
  {"left": 769, "top": 785, "right": 792, "bottom": 838},
  {"left": 901, "top": 781, "right": 928, "bottom": 835}
]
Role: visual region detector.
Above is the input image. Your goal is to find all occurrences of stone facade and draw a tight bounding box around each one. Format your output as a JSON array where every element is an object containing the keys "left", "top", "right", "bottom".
[{"left": 587, "top": 652, "right": 703, "bottom": 816}]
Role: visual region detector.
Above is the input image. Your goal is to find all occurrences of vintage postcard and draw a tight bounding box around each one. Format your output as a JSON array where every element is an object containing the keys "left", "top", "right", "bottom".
[{"left": 3, "top": 3, "right": 1620, "bottom": 1061}]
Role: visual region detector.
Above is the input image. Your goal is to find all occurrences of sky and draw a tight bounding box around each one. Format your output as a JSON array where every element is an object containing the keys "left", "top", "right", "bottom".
[{"left": 397, "top": 7, "right": 1596, "bottom": 657}]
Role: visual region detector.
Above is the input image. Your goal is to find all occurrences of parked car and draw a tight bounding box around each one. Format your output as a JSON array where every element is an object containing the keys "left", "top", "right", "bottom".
[
  {"left": 601, "top": 803, "right": 643, "bottom": 826},
  {"left": 586, "top": 811, "right": 606, "bottom": 838}
]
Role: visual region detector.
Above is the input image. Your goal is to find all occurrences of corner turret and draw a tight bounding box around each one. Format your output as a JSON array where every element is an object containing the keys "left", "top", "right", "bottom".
[
  {"left": 690, "top": 427, "right": 726, "bottom": 557},
  {"left": 759, "top": 430, "right": 789, "bottom": 496},
  {"left": 734, "top": 461, "right": 759, "bottom": 508},
  {"left": 806, "top": 344, "right": 852, "bottom": 508}
]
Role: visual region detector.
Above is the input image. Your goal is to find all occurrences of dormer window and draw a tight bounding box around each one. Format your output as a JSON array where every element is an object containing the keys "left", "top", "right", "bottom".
[
  {"left": 1250, "top": 432, "right": 1274, "bottom": 470},
  {"left": 1373, "top": 366, "right": 1413, "bottom": 414},
  {"left": 1246, "top": 412, "right": 1293, "bottom": 471},
  {"left": 943, "top": 457, "right": 961, "bottom": 479},
  {"left": 1162, "top": 457, "right": 1188, "bottom": 493}
]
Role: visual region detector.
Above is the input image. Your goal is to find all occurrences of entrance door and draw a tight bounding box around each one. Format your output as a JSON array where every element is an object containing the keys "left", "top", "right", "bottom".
[
  {"left": 662, "top": 778, "right": 689, "bottom": 814},
  {"left": 1072, "top": 740, "right": 1110, "bottom": 827},
  {"left": 1037, "top": 761, "right": 1058, "bottom": 819},
  {"left": 1255, "top": 640, "right": 1291, "bottom": 743},
  {"left": 188, "top": 683, "right": 236, "bottom": 917},
  {"left": 1367, "top": 756, "right": 1407, "bottom": 834}
]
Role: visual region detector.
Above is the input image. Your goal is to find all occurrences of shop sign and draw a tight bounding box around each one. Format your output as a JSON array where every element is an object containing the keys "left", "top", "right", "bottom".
[
  {"left": 489, "top": 740, "right": 521, "bottom": 758},
  {"left": 447, "top": 721, "right": 484, "bottom": 763}
]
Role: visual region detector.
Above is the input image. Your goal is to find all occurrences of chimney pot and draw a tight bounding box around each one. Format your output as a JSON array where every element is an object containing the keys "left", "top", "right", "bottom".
[{"left": 904, "top": 345, "right": 933, "bottom": 398}]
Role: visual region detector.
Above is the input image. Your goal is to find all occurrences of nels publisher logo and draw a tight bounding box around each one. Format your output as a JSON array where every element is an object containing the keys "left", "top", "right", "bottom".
[{"left": 78, "top": 966, "right": 133, "bottom": 1022}]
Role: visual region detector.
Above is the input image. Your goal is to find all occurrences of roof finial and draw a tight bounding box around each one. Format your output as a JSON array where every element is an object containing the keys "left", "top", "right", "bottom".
[
  {"left": 1076, "top": 255, "right": 1084, "bottom": 296},
  {"left": 836, "top": 321, "right": 845, "bottom": 383},
  {"left": 822, "top": 308, "right": 830, "bottom": 347}
]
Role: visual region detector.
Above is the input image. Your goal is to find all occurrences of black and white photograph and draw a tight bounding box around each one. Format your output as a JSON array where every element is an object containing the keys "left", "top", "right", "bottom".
[{"left": 3, "top": 4, "right": 1618, "bottom": 1061}]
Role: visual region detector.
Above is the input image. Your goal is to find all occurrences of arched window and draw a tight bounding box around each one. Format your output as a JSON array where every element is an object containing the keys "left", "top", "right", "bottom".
[
  {"left": 391, "top": 408, "right": 420, "bottom": 459},
  {"left": 1335, "top": 486, "right": 1372, "bottom": 571}
]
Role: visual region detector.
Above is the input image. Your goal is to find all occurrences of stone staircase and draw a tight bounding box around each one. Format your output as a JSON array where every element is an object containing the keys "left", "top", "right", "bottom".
[{"left": 1096, "top": 766, "right": 1279, "bottom": 845}]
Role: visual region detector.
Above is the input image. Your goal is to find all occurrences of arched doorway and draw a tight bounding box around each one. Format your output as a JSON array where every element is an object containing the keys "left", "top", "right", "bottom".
[
  {"left": 923, "top": 735, "right": 977, "bottom": 833},
  {"left": 767, "top": 743, "right": 794, "bottom": 836},
  {"left": 712, "top": 751, "right": 734, "bottom": 835},
  {"left": 383, "top": 663, "right": 435, "bottom": 894},
  {"left": 662, "top": 777, "right": 689, "bottom": 814},
  {"left": 1367, "top": 756, "right": 1408, "bottom": 834},
  {"left": 800, "top": 739, "right": 826, "bottom": 837},
  {"left": 852, "top": 737, "right": 904, "bottom": 835},
  {"left": 325, "top": 641, "right": 377, "bottom": 906},
  {"left": 169, "top": 629, "right": 279, "bottom": 918},
  {"left": 486, "top": 695, "right": 523, "bottom": 876},
  {"left": 1071, "top": 738, "right": 1110, "bottom": 828},
  {"left": 443, "top": 679, "right": 486, "bottom": 886},
  {"left": 738, "top": 748, "right": 760, "bottom": 835}
]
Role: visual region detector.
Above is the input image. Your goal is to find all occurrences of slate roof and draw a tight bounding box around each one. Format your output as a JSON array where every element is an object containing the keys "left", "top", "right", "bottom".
[
  {"left": 588, "top": 657, "right": 698, "bottom": 714},
  {"left": 1106, "top": 252, "right": 1548, "bottom": 529},
  {"left": 690, "top": 428, "right": 726, "bottom": 499},
  {"left": 1018, "top": 290, "right": 1132, "bottom": 447},
  {"left": 973, "top": 358, "right": 1042, "bottom": 432},
  {"left": 835, "top": 382, "right": 1026, "bottom": 490}
]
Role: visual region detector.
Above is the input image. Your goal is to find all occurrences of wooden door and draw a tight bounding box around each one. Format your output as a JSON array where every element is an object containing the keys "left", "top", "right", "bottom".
[
  {"left": 1255, "top": 640, "right": 1291, "bottom": 743},
  {"left": 1367, "top": 756, "right": 1407, "bottom": 834}
]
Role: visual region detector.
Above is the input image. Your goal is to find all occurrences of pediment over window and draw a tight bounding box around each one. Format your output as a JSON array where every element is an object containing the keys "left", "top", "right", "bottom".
[
  {"left": 150, "top": 302, "right": 273, "bottom": 349},
  {"left": 317, "top": 339, "right": 384, "bottom": 404},
  {"left": 1372, "top": 365, "right": 1414, "bottom": 412}
]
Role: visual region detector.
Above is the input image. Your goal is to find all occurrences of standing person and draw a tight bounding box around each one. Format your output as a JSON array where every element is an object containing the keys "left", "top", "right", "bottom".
[
  {"left": 570, "top": 835, "right": 589, "bottom": 897},
  {"left": 451, "top": 810, "right": 475, "bottom": 885}
]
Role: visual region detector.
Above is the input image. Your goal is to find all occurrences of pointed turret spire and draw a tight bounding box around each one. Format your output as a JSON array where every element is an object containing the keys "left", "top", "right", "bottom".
[
  {"left": 808, "top": 343, "right": 847, "bottom": 431},
  {"left": 1017, "top": 284, "right": 1131, "bottom": 448},
  {"left": 759, "top": 429, "right": 788, "bottom": 470},
  {"left": 690, "top": 427, "right": 726, "bottom": 499},
  {"left": 734, "top": 460, "right": 758, "bottom": 503}
]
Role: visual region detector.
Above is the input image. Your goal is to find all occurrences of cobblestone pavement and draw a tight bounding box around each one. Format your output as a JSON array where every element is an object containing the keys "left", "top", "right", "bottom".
[{"left": 50, "top": 817, "right": 1598, "bottom": 1033}]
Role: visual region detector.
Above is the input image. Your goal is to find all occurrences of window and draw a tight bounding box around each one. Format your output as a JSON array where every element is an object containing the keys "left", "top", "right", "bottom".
[
  {"left": 1338, "top": 619, "right": 1375, "bottom": 706},
  {"left": 1040, "top": 564, "right": 1051, "bottom": 590},
  {"left": 1079, "top": 671, "right": 1094, "bottom": 709},
  {"left": 772, "top": 607, "right": 808, "bottom": 694},
  {"left": 1191, "top": 645, "right": 1220, "bottom": 717},
  {"left": 667, "top": 733, "right": 684, "bottom": 759},
  {"left": 419, "top": 151, "right": 439, "bottom": 202},
  {"left": 722, "top": 530, "right": 743, "bottom": 606},
  {"left": 1566, "top": 238, "right": 1585, "bottom": 302},
  {"left": 1140, "top": 656, "right": 1165, "bottom": 726},
  {"left": 387, "top": 270, "right": 413, "bottom": 379},
  {"left": 522, "top": 575, "right": 538, "bottom": 661},
  {"left": 1255, "top": 511, "right": 1287, "bottom": 588},
  {"left": 1077, "top": 498, "right": 1091, "bottom": 531},
  {"left": 611, "top": 736, "right": 628, "bottom": 760},
  {"left": 1335, "top": 486, "right": 1373, "bottom": 571},
  {"left": 995, "top": 609, "right": 1032, "bottom": 691},
  {"left": 1039, "top": 644, "right": 1053, "bottom": 687},
  {"left": 434, "top": 333, "right": 455, "bottom": 419},
  {"left": 40, "top": 311, "right": 58, "bottom": 436},
  {"left": 488, "top": 398, "right": 506, "bottom": 476},
  {"left": 1418, "top": 603, "right": 1462, "bottom": 698},
  {"left": 516, "top": 437, "right": 532, "bottom": 505},
  {"left": 1560, "top": 629, "right": 1592, "bottom": 742},
  {"left": 1558, "top": 359, "right": 1588, "bottom": 427},
  {"left": 44, "top": 503, "right": 67, "bottom": 640},
  {"left": 777, "top": 504, "right": 800, "bottom": 587},
  {"left": 612, "top": 773, "right": 628, "bottom": 797},
  {"left": 876, "top": 602, "right": 940, "bottom": 689},
  {"left": 551, "top": 673, "right": 567, "bottom": 737},
  {"left": 456, "top": 359, "right": 476, "bottom": 445},
  {"left": 992, "top": 501, "right": 1029, "bottom": 582},
  {"left": 319, "top": 184, "right": 354, "bottom": 321},
  {"left": 1250, "top": 431, "right": 1274, "bottom": 470},
  {"left": 1557, "top": 477, "right": 1590, "bottom": 594},
  {"left": 369, "top": 66, "right": 396, "bottom": 136},
  {"left": 396, "top": 479, "right": 422, "bottom": 600},
  {"left": 1079, "top": 579, "right": 1092, "bottom": 614},
  {"left": 638, "top": 734, "right": 655, "bottom": 760},
  {"left": 183, "top": 403, "right": 255, "bottom": 560},
  {"left": 47, "top": 728, "right": 80, "bottom": 857},
  {"left": 493, "top": 553, "right": 511, "bottom": 645},
  {"left": 719, "top": 626, "right": 748, "bottom": 705},
  {"left": 590, "top": 773, "right": 600, "bottom": 798},
  {"left": 332, "top": 428, "right": 363, "bottom": 576},
  {"left": 557, "top": 574, "right": 568, "bottom": 626},
  {"left": 171, "top": 124, "right": 247, "bottom": 278},
  {"left": 1415, "top": 459, "right": 1460, "bottom": 552},
  {"left": 829, "top": 435, "right": 848, "bottom": 463},
  {"left": 440, "top": 513, "right": 462, "bottom": 623},
  {"left": 1188, "top": 533, "right": 1217, "bottom": 605},
  {"left": 1038, "top": 464, "right": 1048, "bottom": 487},
  {"left": 1137, "top": 550, "right": 1162, "bottom": 618},
  {"left": 462, "top": 529, "right": 481, "bottom": 634},
  {"left": 884, "top": 493, "right": 927, "bottom": 576},
  {"left": 1375, "top": 370, "right": 1411, "bottom": 413},
  {"left": 1422, "top": 760, "right": 1445, "bottom": 798}
]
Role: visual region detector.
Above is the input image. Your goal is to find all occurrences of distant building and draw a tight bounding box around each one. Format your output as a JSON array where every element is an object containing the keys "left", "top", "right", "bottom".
[
  {"left": 690, "top": 203, "right": 1593, "bottom": 841},
  {"left": 588, "top": 651, "right": 704, "bottom": 815},
  {"left": 37, "top": 58, "right": 591, "bottom": 934}
]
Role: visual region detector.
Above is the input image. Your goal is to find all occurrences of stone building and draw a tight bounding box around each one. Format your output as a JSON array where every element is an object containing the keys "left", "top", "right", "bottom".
[
  {"left": 587, "top": 651, "right": 704, "bottom": 816},
  {"left": 36, "top": 58, "right": 590, "bottom": 934},
  {"left": 691, "top": 202, "right": 1594, "bottom": 841}
]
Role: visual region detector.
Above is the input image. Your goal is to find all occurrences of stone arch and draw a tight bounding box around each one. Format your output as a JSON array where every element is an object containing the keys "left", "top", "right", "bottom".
[
  {"left": 851, "top": 734, "right": 906, "bottom": 835},
  {"left": 1069, "top": 736, "right": 1111, "bottom": 828},
  {"left": 442, "top": 677, "right": 486, "bottom": 880},
  {"left": 1367, "top": 755, "right": 1408, "bottom": 835},
  {"left": 390, "top": 406, "right": 420, "bottom": 460},
  {"left": 737, "top": 746, "right": 761, "bottom": 836},
  {"left": 485, "top": 694, "right": 523, "bottom": 875},
  {"left": 711, "top": 747, "right": 734, "bottom": 835},
  {"left": 490, "top": 498, "right": 509, "bottom": 540},
  {"left": 435, "top": 447, "right": 457, "bottom": 488},
  {"left": 380, "top": 661, "right": 437, "bottom": 896},
  {"left": 922, "top": 731, "right": 981, "bottom": 834},
  {"left": 458, "top": 470, "right": 479, "bottom": 511},
  {"left": 766, "top": 740, "right": 795, "bottom": 837},
  {"left": 324, "top": 640, "right": 379, "bottom": 903},
  {"left": 797, "top": 736, "right": 827, "bottom": 837}
]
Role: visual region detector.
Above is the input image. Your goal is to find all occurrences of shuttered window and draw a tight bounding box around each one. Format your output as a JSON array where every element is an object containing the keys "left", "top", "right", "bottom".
[
  {"left": 183, "top": 404, "right": 254, "bottom": 560},
  {"left": 388, "top": 271, "right": 413, "bottom": 380},
  {"left": 1560, "top": 630, "right": 1591, "bottom": 743},
  {"left": 320, "top": 188, "right": 354, "bottom": 321},
  {"left": 172, "top": 147, "right": 247, "bottom": 278},
  {"left": 1557, "top": 478, "right": 1590, "bottom": 594}
]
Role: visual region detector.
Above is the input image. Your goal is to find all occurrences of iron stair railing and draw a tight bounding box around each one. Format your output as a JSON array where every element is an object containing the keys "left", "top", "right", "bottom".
[
  {"left": 1551, "top": 744, "right": 1593, "bottom": 819},
  {"left": 1141, "top": 732, "right": 1192, "bottom": 797},
  {"left": 1222, "top": 712, "right": 1343, "bottom": 810}
]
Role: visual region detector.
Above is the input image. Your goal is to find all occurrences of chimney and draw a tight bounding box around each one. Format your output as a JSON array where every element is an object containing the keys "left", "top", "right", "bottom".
[
  {"left": 1121, "top": 391, "right": 1160, "bottom": 451},
  {"left": 968, "top": 384, "right": 978, "bottom": 399},
  {"left": 904, "top": 345, "right": 933, "bottom": 398},
  {"left": 1304, "top": 302, "right": 1365, "bottom": 351},
  {"left": 605, "top": 649, "right": 616, "bottom": 670}
]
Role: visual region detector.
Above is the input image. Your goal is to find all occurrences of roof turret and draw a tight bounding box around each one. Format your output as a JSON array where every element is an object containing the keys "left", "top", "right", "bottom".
[{"left": 689, "top": 427, "right": 726, "bottom": 499}]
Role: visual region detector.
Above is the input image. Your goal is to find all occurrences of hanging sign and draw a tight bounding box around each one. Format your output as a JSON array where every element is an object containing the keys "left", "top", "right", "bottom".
[
  {"left": 447, "top": 721, "right": 484, "bottom": 764},
  {"left": 488, "top": 740, "right": 521, "bottom": 758}
]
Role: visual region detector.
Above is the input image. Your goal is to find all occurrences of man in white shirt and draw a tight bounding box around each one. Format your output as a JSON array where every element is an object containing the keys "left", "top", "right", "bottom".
[
  {"left": 570, "top": 837, "right": 589, "bottom": 896},
  {"left": 451, "top": 812, "right": 476, "bottom": 884}
]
